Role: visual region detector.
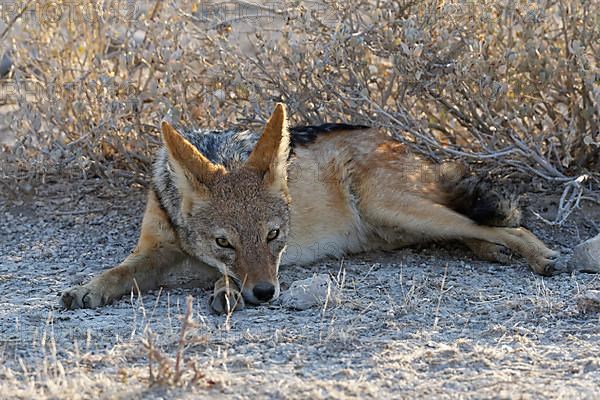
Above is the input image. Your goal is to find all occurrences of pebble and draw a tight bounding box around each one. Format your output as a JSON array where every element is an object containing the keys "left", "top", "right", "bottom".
[
  {"left": 278, "top": 274, "right": 340, "bottom": 311},
  {"left": 576, "top": 290, "right": 600, "bottom": 314},
  {"left": 570, "top": 233, "right": 600, "bottom": 273}
]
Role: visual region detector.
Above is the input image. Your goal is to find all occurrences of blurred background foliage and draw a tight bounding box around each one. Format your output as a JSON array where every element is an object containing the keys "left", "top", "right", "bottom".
[{"left": 0, "top": 1, "right": 598, "bottom": 198}]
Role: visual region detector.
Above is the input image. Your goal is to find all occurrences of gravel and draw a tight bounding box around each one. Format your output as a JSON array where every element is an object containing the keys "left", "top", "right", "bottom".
[{"left": 1, "top": 181, "right": 599, "bottom": 399}]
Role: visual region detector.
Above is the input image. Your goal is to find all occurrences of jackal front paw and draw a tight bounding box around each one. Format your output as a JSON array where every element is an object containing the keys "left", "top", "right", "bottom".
[
  {"left": 60, "top": 283, "right": 111, "bottom": 309},
  {"left": 209, "top": 287, "right": 245, "bottom": 314}
]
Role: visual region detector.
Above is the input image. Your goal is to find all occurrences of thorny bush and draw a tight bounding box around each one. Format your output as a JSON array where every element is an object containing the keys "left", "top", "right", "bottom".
[{"left": 0, "top": 0, "right": 598, "bottom": 203}]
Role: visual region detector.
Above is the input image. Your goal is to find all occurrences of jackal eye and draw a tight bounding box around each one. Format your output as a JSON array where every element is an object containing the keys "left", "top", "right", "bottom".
[
  {"left": 267, "top": 229, "right": 280, "bottom": 242},
  {"left": 216, "top": 237, "right": 233, "bottom": 249}
]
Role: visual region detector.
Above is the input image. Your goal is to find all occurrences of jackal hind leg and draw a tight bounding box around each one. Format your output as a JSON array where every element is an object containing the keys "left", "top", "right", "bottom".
[
  {"left": 359, "top": 194, "right": 559, "bottom": 275},
  {"left": 464, "top": 239, "right": 512, "bottom": 263},
  {"left": 60, "top": 191, "right": 216, "bottom": 309}
]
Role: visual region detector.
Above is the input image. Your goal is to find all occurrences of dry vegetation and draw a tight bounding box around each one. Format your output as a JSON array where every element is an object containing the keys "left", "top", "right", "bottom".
[{"left": 0, "top": 0, "right": 598, "bottom": 198}]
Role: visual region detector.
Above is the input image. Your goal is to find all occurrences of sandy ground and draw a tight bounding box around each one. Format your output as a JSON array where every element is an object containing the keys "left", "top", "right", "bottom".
[{"left": 0, "top": 180, "right": 599, "bottom": 399}]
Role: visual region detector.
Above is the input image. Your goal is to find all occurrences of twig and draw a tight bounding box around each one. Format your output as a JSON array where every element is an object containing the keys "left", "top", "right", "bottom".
[
  {"left": 509, "top": 133, "right": 568, "bottom": 180},
  {"left": 581, "top": 196, "right": 600, "bottom": 206},
  {"left": 432, "top": 265, "right": 448, "bottom": 331},
  {"left": 51, "top": 206, "right": 126, "bottom": 216},
  {"left": 0, "top": 0, "right": 34, "bottom": 40},
  {"left": 532, "top": 175, "right": 589, "bottom": 226},
  {"left": 173, "top": 296, "right": 194, "bottom": 384},
  {"left": 555, "top": 175, "right": 587, "bottom": 224},
  {"left": 361, "top": 94, "right": 521, "bottom": 160}
]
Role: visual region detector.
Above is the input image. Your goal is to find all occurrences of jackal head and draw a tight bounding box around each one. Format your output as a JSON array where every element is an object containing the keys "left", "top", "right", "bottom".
[{"left": 161, "top": 104, "right": 290, "bottom": 305}]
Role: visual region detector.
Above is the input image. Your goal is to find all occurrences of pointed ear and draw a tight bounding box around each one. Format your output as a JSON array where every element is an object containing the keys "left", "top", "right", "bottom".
[
  {"left": 161, "top": 121, "right": 225, "bottom": 204},
  {"left": 244, "top": 103, "right": 290, "bottom": 194}
]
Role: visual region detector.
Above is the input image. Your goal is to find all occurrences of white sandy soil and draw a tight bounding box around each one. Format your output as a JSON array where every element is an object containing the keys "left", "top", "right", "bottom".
[{"left": 0, "top": 181, "right": 598, "bottom": 399}]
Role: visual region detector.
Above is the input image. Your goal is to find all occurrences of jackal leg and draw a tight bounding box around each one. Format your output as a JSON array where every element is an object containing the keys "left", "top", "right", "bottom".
[
  {"left": 208, "top": 276, "right": 245, "bottom": 314},
  {"left": 464, "top": 239, "right": 512, "bottom": 263},
  {"left": 360, "top": 195, "right": 559, "bottom": 275},
  {"left": 60, "top": 191, "right": 218, "bottom": 309}
]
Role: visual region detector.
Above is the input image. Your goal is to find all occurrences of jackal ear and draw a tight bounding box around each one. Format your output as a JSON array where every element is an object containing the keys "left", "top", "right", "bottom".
[
  {"left": 245, "top": 103, "right": 290, "bottom": 194},
  {"left": 161, "top": 121, "right": 225, "bottom": 202}
]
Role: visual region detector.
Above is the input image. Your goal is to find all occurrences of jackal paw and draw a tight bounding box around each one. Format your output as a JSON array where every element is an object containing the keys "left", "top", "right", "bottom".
[
  {"left": 209, "top": 287, "right": 245, "bottom": 314},
  {"left": 506, "top": 227, "right": 561, "bottom": 276},
  {"left": 60, "top": 283, "right": 110, "bottom": 309},
  {"left": 528, "top": 249, "right": 561, "bottom": 276}
]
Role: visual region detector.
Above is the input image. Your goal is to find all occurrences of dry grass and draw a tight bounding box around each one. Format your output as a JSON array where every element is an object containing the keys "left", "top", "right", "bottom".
[
  {"left": 142, "top": 296, "right": 216, "bottom": 388},
  {"left": 0, "top": 1, "right": 598, "bottom": 205}
]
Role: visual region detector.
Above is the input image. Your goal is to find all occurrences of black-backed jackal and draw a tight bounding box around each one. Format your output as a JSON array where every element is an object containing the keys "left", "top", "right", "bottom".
[{"left": 60, "top": 104, "right": 559, "bottom": 313}]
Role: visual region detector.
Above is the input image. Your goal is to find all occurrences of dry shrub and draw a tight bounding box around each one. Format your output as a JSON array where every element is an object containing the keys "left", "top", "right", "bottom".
[
  {"left": 0, "top": 1, "right": 598, "bottom": 196},
  {"left": 141, "top": 296, "right": 215, "bottom": 387}
]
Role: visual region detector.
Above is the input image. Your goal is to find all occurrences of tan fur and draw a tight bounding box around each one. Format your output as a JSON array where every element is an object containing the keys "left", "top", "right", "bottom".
[
  {"left": 61, "top": 104, "right": 558, "bottom": 313},
  {"left": 245, "top": 103, "right": 290, "bottom": 195},
  {"left": 61, "top": 190, "right": 219, "bottom": 309}
]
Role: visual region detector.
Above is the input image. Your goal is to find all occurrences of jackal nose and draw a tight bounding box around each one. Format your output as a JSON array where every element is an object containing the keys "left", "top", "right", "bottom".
[{"left": 253, "top": 282, "right": 275, "bottom": 302}]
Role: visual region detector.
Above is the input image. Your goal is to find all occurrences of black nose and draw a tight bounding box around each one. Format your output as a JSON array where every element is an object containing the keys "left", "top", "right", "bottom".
[{"left": 253, "top": 282, "right": 275, "bottom": 302}]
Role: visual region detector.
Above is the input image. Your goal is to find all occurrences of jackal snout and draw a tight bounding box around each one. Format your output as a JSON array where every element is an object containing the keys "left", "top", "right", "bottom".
[
  {"left": 242, "top": 280, "right": 280, "bottom": 304},
  {"left": 253, "top": 282, "right": 276, "bottom": 301},
  {"left": 235, "top": 247, "right": 283, "bottom": 304}
]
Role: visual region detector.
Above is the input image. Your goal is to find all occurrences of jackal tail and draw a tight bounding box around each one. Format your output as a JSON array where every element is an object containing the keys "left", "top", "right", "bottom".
[{"left": 442, "top": 165, "right": 521, "bottom": 228}]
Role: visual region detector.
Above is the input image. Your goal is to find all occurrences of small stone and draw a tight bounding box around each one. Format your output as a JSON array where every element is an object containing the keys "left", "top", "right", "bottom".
[
  {"left": 279, "top": 274, "right": 339, "bottom": 311},
  {"left": 133, "top": 30, "right": 146, "bottom": 44},
  {"left": 570, "top": 234, "right": 600, "bottom": 273},
  {"left": 576, "top": 290, "right": 600, "bottom": 314}
]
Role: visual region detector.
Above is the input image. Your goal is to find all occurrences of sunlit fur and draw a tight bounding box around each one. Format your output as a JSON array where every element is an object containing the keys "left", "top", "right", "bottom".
[{"left": 60, "top": 103, "right": 559, "bottom": 314}]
